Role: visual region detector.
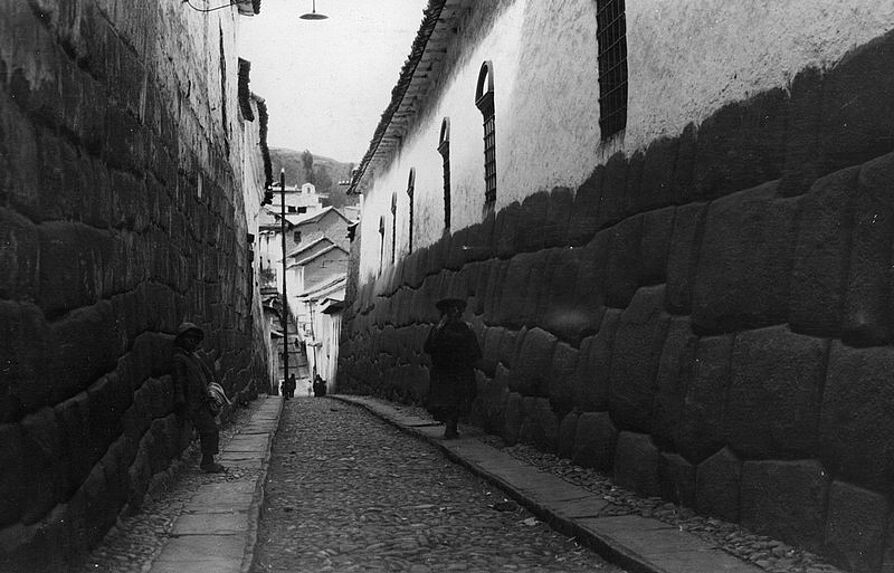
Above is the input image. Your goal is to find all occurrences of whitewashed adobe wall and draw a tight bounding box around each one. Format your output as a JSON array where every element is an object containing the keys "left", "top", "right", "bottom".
[{"left": 357, "top": 0, "right": 894, "bottom": 282}]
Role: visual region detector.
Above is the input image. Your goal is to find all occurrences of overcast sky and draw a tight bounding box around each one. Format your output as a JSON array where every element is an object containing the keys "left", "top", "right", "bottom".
[{"left": 239, "top": 0, "right": 428, "bottom": 163}]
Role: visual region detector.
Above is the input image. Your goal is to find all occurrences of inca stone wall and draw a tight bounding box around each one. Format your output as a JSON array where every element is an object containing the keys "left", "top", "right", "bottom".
[
  {"left": 340, "top": 31, "right": 894, "bottom": 573},
  {"left": 0, "top": 1, "right": 268, "bottom": 569}
]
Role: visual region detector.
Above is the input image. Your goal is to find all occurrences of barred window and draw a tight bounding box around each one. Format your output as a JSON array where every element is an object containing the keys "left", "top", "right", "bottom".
[
  {"left": 390, "top": 193, "right": 397, "bottom": 265},
  {"left": 378, "top": 216, "right": 385, "bottom": 274},
  {"left": 475, "top": 61, "right": 496, "bottom": 207},
  {"left": 438, "top": 118, "right": 451, "bottom": 231},
  {"left": 406, "top": 168, "right": 415, "bottom": 253},
  {"left": 595, "top": 0, "right": 628, "bottom": 140}
]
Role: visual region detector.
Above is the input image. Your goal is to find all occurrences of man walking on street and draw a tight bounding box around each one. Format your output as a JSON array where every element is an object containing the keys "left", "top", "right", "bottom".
[
  {"left": 424, "top": 298, "right": 481, "bottom": 439},
  {"left": 172, "top": 322, "right": 226, "bottom": 473}
]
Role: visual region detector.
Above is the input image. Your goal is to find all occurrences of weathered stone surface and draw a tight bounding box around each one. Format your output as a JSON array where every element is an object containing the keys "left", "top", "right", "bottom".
[
  {"left": 0, "top": 208, "right": 39, "bottom": 301},
  {"left": 596, "top": 153, "right": 629, "bottom": 230},
  {"left": 819, "top": 32, "right": 894, "bottom": 175},
  {"left": 538, "top": 248, "right": 588, "bottom": 342},
  {"left": 677, "top": 335, "right": 732, "bottom": 462},
  {"left": 639, "top": 207, "right": 675, "bottom": 286},
  {"left": 740, "top": 460, "right": 829, "bottom": 554},
  {"left": 21, "top": 408, "right": 63, "bottom": 525},
  {"left": 659, "top": 453, "right": 697, "bottom": 508},
  {"left": 789, "top": 166, "right": 859, "bottom": 336},
  {"left": 664, "top": 202, "right": 707, "bottom": 315},
  {"left": 54, "top": 392, "right": 92, "bottom": 497},
  {"left": 508, "top": 327, "right": 557, "bottom": 397},
  {"left": 638, "top": 137, "right": 679, "bottom": 213},
  {"left": 543, "top": 186, "right": 573, "bottom": 248},
  {"left": 841, "top": 154, "right": 894, "bottom": 346},
  {"left": 690, "top": 88, "right": 788, "bottom": 201},
  {"left": 572, "top": 412, "right": 617, "bottom": 471},
  {"left": 692, "top": 182, "right": 799, "bottom": 333},
  {"left": 546, "top": 341, "right": 578, "bottom": 416},
  {"left": 823, "top": 481, "right": 888, "bottom": 573},
  {"left": 613, "top": 431, "right": 661, "bottom": 498},
  {"left": 557, "top": 411, "right": 579, "bottom": 459},
  {"left": 0, "top": 424, "right": 25, "bottom": 527},
  {"left": 571, "top": 230, "right": 609, "bottom": 335},
  {"left": 481, "top": 326, "right": 506, "bottom": 376},
  {"left": 780, "top": 66, "right": 823, "bottom": 196},
  {"left": 498, "top": 252, "right": 547, "bottom": 328},
  {"left": 0, "top": 301, "right": 51, "bottom": 418},
  {"left": 503, "top": 391, "right": 524, "bottom": 445},
  {"left": 571, "top": 309, "right": 621, "bottom": 412},
  {"left": 604, "top": 215, "right": 642, "bottom": 308},
  {"left": 518, "top": 192, "right": 550, "bottom": 252},
  {"left": 518, "top": 397, "right": 559, "bottom": 452},
  {"left": 494, "top": 201, "right": 523, "bottom": 259},
  {"left": 650, "top": 316, "right": 697, "bottom": 449},
  {"left": 820, "top": 342, "right": 894, "bottom": 491},
  {"left": 38, "top": 221, "right": 114, "bottom": 316},
  {"left": 725, "top": 326, "right": 827, "bottom": 459},
  {"left": 568, "top": 166, "right": 603, "bottom": 246},
  {"left": 608, "top": 286, "right": 669, "bottom": 432},
  {"left": 695, "top": 447, "right": 742, "bottom": 523}
]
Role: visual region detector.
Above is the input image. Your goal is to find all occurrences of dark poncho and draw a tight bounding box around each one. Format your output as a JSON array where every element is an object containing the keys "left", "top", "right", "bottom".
[{"left": 423, "top": 321, "right": 482, "bottom": 421}]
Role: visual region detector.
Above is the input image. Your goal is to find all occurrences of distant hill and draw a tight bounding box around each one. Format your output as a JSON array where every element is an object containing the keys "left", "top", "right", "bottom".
[{"left": 269, "top": 148, "right": 358, "bottom": 209}]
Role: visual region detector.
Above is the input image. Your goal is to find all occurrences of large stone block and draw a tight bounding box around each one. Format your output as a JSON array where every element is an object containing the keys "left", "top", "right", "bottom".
[
  {"left": 725, "top": 326, "right": 827, "bottom": 459},
  {"left": 543, "top": 187, "right": 573, "bottom": 248},
  {"left": 841, "top": 154, "right": 894, "bottom": 346},
  {"left": 789, "top": 166, "right": 859, "bottom": 336},
  {"left": 824, "top": 481, "right": 888, "bottom": 573},
  {"left": 54, "top": 392, "right": 92, "bottom": 497},
  {"left": 596, "top": 153, "right": 629, "bottom": 230},
  {"left": 494, "top": 201, "right": 523, "bottom": 259},
  {"left": 517, "top": 192, "right": 550, "bottom": 252},
  {"left": 639, "top": 207, "right": 675, "bottom": 286},
  {"left": 568, "top": 166, "right": 603, "bottom": 246},
  {"left": 690, "top": 88, "right": 788, "bottom": 201},
  {"left": 546, "top": 342, "right": 578, "bottom": 417},
  {"left": 677, "top": 335, "right": 733, "bottom": 463},
  {"left": 604, "top": 215, "right": 642, "bottom": 308},
  {"left": 518, "top": 397, "right": 559, "bottom": 452},
  {"left": 740, "top": 460, "right": 829, "bottom": 554},
  {"left": 780, "top": 66, "right": 823, "bottom": 196},
  {"left": 47, "top": 300, "right": 122, "bottom": 404},
  {"left": 614, "top": 431, "right": 661, "bottom": 498},
  {"left": 820, "top": 342, "right": 894, "bottom": 491},
  {"left": 571, "top": 309, "right": 620, "bottom": 412},
  {"left": 0, "top": 207, "right": 39, "bottom": 300},
  {"left": 497, "top": 252, "right": 545, "bottom": 328},
  {"left": 695, "top": 447, "right": 741, "bottom": 523},
  {"left": 538, "top": 248, "right": 589, "bottom": 342},
  {"left": 0, "top": 301, "right": 51, "bottom": 418},
  {"left": 557, "top": 411, "right": 579, "bottom": 459},
  {"left": 637, "top": 137, "right": 678, "bottom": 212},
  {"left": 503, "top": 391, "right": 524, "bottom": 445},
  {"left": 608, "top": 286, "right": 669, "bottom": 432},
  {"left": 572, "top": 411, "right": 617, "bottom": 471},
  {"left": 819, "top": 30, "right": 894, "bottom": 175},
  {"left": 571, "top": 230, "right": 609, "bottom": 333},
  {"left": 665, "top": 202, "right": 707, "bottom": 315},
  {"left": 0, "top": 423, "right": 25, "bottom": 527},
  {"left": 651, "top": 316, "right": 697, "bottom": 449},
  {"left": 659, "top": 453, "right": 696, "bottom": 508},
  {"left": 21, "top": 408, "right": 63, "bottom": 525},
  {"left": 509, "top": 327, "right": 557, "bottom": 397},
  {"left": 38, "top": 221, "right": 114, "bottom": 316},
  {"left": 692, "top": 182, "right": 799, "bottom": 333}
]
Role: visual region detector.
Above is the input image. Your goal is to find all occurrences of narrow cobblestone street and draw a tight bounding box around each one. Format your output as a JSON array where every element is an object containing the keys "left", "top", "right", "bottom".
[{"left": 252, "top": 397, "right": 623, "bottom": 572}]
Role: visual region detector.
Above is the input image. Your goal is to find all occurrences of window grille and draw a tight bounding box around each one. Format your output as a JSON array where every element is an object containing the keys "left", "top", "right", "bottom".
[
  {"left": 596, "top": 0, "right": 628, "bottom": 139},
  {"left": 438, "top": 117, "right": 451, "bottom": 231},
  {"left": 475, "top": 61, "right": 496, "bottom": 206},
  {"left": 378, "top": 216, "right": 385, "bottom": 274},
  {"left": 406, "top": 168, "right": 415, "bottom": 253},
  {"left": 390, "top": 193, "right": 397, "bottom": 265}
]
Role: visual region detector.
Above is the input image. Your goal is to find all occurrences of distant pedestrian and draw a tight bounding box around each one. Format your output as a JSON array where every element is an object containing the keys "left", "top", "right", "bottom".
[
  {"left": 313, "top": 374, "right": 327, "bottom": 397},
  {"left": 172, "top": 322, "right": 226, "bottom": 473},
  {"left": 283, "top": 373, "right": 296, "bottom": 400},
  {"left": 424, "top": 298, "right": 481, "bottom": 439}
]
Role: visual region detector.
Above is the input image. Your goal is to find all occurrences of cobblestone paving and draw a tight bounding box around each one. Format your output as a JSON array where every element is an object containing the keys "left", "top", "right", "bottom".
[
  {"left": 251, "top": 397, "right": 623, "bottom": 573},
  {"left": 71, "top": 399, "right": 266, "bottom": 573}
]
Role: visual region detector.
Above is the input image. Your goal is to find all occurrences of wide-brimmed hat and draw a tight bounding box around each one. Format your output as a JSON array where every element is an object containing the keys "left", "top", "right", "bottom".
[
  {"left": 176, "top": 322, "right": 204, "bottom": 339},
  {"left": 435, "top": 298, "right": 467, "bottom": 312}
]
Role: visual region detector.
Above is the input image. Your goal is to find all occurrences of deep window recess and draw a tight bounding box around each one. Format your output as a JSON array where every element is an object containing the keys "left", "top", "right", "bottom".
[
  {"left": 390, "top": 193, "right": 397, "bottom": 265},
  {"left": 438, "top": 117, "right": 451, "bottom": 232},
  {"left": 406, "top": 168, "right": 415, "bottom": 254},
  {"left": 475, "top": 61, "right": 496, "bottom": 207},
  {"left": 595, "top": 0, "right": 628, "bottom": 140},
  {"left": 378, "top": 216, "right": 385, "bottom": 274}
]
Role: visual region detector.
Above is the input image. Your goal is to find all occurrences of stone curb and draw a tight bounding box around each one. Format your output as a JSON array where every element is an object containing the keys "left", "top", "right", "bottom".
[
  {"left": 146, "top": 394, "right": 284, "bottom": 573},
  {"left": 332, "top": 394, "right": 762, "bottom": 573}
]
